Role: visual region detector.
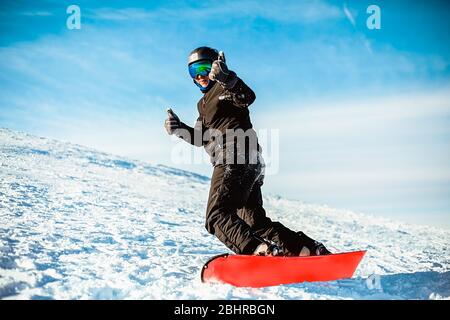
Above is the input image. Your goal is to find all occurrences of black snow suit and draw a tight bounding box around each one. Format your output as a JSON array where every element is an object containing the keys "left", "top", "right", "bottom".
[{"left": 177, "top": 76, "right": 306, "bottom": 255}]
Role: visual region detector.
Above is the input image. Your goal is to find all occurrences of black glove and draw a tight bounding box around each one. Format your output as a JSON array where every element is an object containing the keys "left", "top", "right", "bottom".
[
  {"left": 164, "top": 108, "right": 181, "bottom": 135},
  {"left": 253, "top": 241, "right": 283, "bottom": 256},
  {"left": 297, "top": 231, "right": 331, "bottom": 256},
  {"left": 209, "top": 51, "right": 238, "bottom": 89}
]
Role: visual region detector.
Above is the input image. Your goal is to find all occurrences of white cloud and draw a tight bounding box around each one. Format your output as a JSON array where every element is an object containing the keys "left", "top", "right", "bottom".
[
  {"left": 19, "top": 11, "right": 53, "bottom": 17},
  {"left": 269, "top": 89, "right": 450, "bottom": 134},
  {"left": 87, "top": 7, "right": 154, "bottom": 21},
  {"left": 343, "top": 3, "right": 356, "bottom": 27},
  {"left": 88, "top": 0, "right": 342, "bottom": 23},
  {"left": 252, "top": 88, "right": 450, "bottom": 223}
]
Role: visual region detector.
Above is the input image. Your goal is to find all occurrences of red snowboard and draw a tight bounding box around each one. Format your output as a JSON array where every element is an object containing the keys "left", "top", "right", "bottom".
[{"left": 201, "top": 250, "right": 366, "bottom": 288}]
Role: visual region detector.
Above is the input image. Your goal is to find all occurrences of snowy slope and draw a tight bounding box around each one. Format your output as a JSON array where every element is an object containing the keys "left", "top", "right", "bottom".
[{"left": 0, "top": 128, "right": 449, "bottom": 300}]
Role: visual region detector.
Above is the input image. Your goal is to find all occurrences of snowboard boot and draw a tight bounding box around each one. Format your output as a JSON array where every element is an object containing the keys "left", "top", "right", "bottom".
[{"left": 297, "top": 231, "right": 331, "bottom": 256}]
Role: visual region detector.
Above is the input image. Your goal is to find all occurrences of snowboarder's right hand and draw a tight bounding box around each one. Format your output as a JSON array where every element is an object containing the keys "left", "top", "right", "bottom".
[
  {"left": 164, "top": 108, "right": 181, "bottom": 135},
  {"left": 209, "top": 51, "right": 238, "bottom": 89}
]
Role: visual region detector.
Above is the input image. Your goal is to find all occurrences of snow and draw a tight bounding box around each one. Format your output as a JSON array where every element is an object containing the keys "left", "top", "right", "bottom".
[{"left": 0, "top": 127, "right": 449, "bottom": 300}]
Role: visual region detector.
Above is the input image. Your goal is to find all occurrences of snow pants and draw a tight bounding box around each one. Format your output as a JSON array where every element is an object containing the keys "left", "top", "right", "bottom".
[{"left": 205, "top": 161, "right": 305, "bottom": 255}]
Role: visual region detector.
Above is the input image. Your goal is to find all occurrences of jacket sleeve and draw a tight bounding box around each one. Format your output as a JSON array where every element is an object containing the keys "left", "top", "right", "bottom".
[
  {"left": 175, "top": 116, "right": 205, "bottom": 147},
  {"left": 224, "top": 72, "right": 256, "bottom": 108}
]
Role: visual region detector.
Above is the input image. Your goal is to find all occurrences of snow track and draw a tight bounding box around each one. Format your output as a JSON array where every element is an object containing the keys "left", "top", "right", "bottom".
[{"left": 0, "top": 128, "right": 449, "bottom": 299}]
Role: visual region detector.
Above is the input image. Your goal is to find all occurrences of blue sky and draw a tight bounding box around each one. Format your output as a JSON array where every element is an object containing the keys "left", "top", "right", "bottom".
[{"left": 1, "top": 0, "right": 449, "bottom": 227}]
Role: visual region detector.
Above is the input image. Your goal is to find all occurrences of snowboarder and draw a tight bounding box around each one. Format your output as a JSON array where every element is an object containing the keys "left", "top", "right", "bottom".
[{"left": 164, "top": 46, "right": 331, "bottom": 256}]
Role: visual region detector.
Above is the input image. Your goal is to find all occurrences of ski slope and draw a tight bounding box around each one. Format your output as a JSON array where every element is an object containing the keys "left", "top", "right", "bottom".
[{"left": 0, "top": 128, "right": 449, "bottom": 300}]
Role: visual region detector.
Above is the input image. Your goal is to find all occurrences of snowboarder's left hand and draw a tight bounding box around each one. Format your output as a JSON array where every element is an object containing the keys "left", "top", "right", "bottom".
[{"left": 209, "top": 51, "right": 237, "bottom": 89}]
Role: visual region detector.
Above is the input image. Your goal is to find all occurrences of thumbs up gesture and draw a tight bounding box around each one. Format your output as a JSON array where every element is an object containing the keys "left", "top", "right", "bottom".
[
  {"left": 209, "top": 51, "right": 236, "bottom": 88},
  {"left": 164, "top": 108, "right": 181, "bottom": 135}
]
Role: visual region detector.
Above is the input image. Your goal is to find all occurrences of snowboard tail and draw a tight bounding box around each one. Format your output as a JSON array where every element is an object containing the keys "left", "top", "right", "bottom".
[{"left": 201, "top": 250, "right": 366, "bottom": 288}]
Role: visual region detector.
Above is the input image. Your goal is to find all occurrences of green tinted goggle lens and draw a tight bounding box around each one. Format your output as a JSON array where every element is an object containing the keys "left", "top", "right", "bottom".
[{"left": 188, "top": 60, "right": 212, "bottom": 78}]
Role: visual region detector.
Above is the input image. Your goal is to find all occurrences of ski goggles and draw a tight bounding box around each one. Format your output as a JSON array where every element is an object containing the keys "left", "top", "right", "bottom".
[{"left": 188, "top": 60, "right": 212, "bottom": 78}]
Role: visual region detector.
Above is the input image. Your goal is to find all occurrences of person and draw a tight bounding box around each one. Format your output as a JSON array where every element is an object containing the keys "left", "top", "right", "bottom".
[{"left": 164, "top": 46, "right": 331, "bottom": 256}]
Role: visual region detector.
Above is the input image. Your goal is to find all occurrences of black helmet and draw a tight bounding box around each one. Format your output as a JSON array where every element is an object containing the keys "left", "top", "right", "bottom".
[{"left": 188, "top": 46, "right": 219, "bottom": 65}]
